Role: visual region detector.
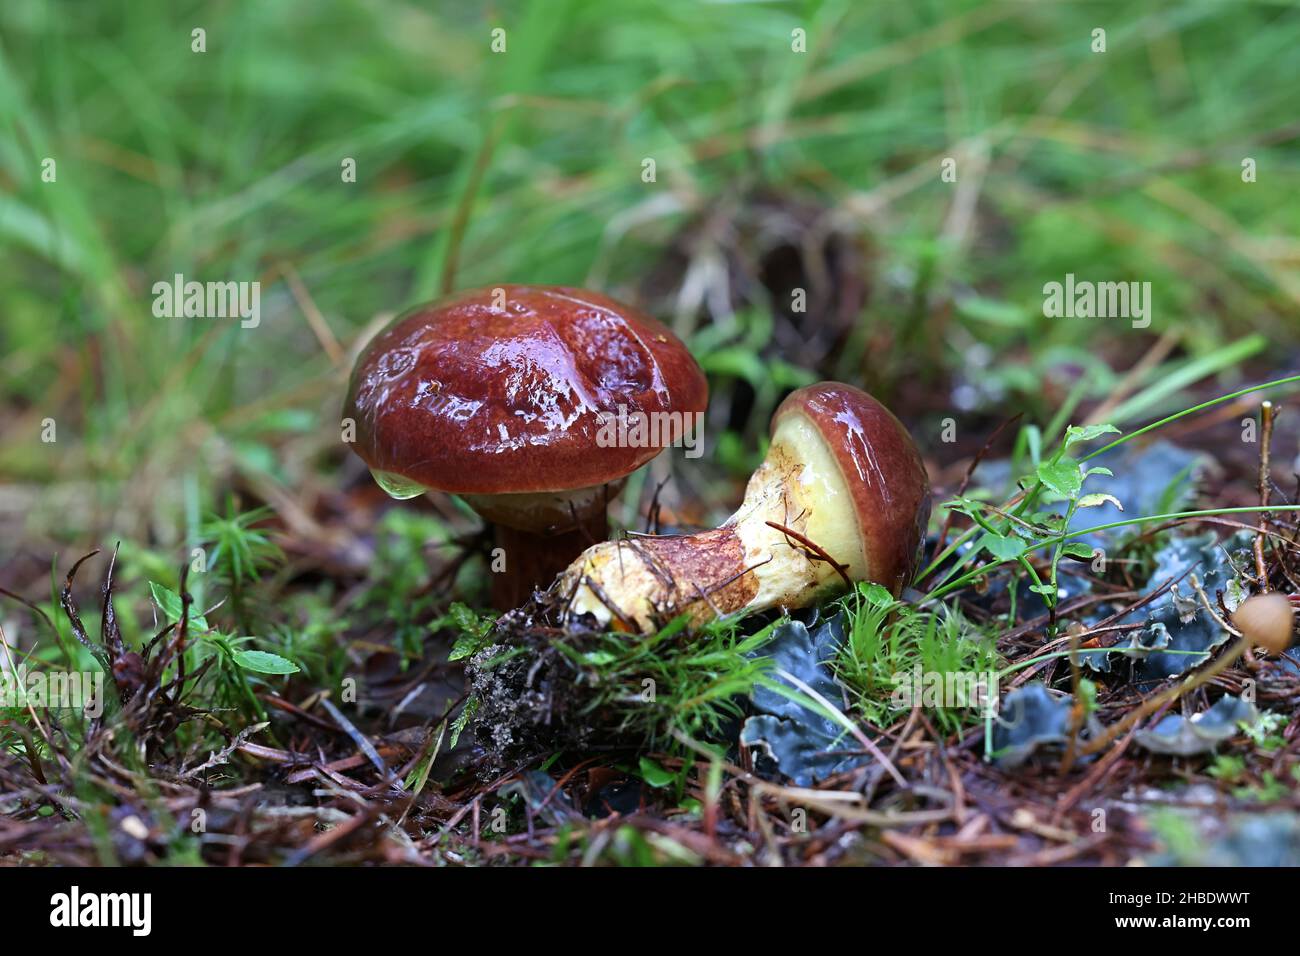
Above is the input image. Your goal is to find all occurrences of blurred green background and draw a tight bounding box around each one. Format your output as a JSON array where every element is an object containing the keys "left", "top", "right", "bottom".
[{"left": 2, "top": 0, "right": 1298, "bottom": 571}]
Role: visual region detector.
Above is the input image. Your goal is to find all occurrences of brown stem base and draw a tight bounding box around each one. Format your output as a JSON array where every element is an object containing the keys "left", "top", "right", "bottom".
[
  {"left": 561, "top": 525, "right": 772, "bottom": 631},
  {"left": 491, "top": 517, "right": 608, "bottom": 610}
]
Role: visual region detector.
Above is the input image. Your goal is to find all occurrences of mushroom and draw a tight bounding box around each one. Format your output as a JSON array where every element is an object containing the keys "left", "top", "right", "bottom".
[
  {"left": 343, "top": 285, "right": 707, "bottom": 608},
  {"left": 559, "top": 382, "right": 931, "bottom": 632},
  {"left": 1231, "top": 592, "right": 1294, "bottom": 655}
]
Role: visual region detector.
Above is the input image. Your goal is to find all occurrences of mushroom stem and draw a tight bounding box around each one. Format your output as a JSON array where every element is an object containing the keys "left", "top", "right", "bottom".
[
  {"left": 493, "top": 518, "right": 609, "bottom": 610},
  {"left": 560, "top": 427, "right": 863, "bottom": 631}
]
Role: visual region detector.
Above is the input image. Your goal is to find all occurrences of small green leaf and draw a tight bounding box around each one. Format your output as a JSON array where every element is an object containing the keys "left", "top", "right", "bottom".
[
  {"left": 445, "top": 602, "right": 485, "bottom": 634},
  {"left": 1064, "top": 424, "right": 1121, "bottom": 449},
  {"left": 232, "top": 649, "right": 299, "bottom": 675},
  {"left": 440, "top": 602, "right": 497, "bottom": 661},
  {"left": 979, "top": 532, "right": 1025, "bottom": 561},
  {"left": 449, "top": 697, "right": 480, "bottom": 749},
  {"left": 150, "top": 582, "right": 182, "bottom": 617},
  {"left": 448, "top": 632, "right": 484, "bottom": 662},
  {"left": 1037, "top": 457, "right": 1082, "bottom": 499},
  {"left": 638, "top": 757, "right": 676, "bottom": 788},
  {"left": 856, "top": 582, "right": 896, "bottom": 608},
  {"left": 149, "top": 582, "right": 209, "bottom": 630},
  {"left": 1062, "top": 542, "right": 1097, "bottom": 559}
]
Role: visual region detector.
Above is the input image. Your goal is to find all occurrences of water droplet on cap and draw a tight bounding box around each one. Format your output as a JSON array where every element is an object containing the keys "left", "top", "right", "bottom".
[{"left": 371, "top": 469, "right": 426, "bottom": 500}]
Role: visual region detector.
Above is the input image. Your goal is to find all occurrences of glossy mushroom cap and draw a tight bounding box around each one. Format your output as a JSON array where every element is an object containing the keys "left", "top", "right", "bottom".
[
  {"left": 343, "top": 285, "right": 708, "bottom": 527},
  {"left": 770, "top": 382, "right": 931, "bottom": 595},
  {"left": 1232, "top": 592, "right": 1295, "bottom": 655}
]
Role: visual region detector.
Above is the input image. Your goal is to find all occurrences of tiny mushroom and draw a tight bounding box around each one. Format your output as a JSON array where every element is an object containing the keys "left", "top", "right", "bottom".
[
  {"left": 343, "top": 285, "right": 707, "bottom": 609},
  {"left": 1231, "top": 592, "right": 1295, "bottom": 655},
  {"left": 560, "top": 382, "right": 932, "bottom": 632}
]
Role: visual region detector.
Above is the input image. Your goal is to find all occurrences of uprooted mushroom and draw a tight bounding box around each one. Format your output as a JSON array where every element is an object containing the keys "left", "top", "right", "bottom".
[{"left": 559, "top": 382, "right": 932, "bottom": 632}]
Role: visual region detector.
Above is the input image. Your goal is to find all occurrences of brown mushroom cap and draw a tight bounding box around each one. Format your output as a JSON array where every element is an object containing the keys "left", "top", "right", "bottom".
[
  {"left": 1231, "top": 592, "right": 1295, "bottom": 655},
  {"left": 344, "top": 285, "right": 708, "bottom": 496},
  {"left": 771, "top": 382, "right": 931, "bottom": 594}
]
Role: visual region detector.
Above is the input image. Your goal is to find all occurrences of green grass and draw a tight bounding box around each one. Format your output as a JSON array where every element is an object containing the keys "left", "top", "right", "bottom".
[
  {"left": 3, "top": 0, "right": 1298, "bottom": 557},
  {"left": 834, "top": 582, "right": 1001, "bottom": 734},
  {"left": 487, "top": 610, "right": 779, "bottom": 753}
]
